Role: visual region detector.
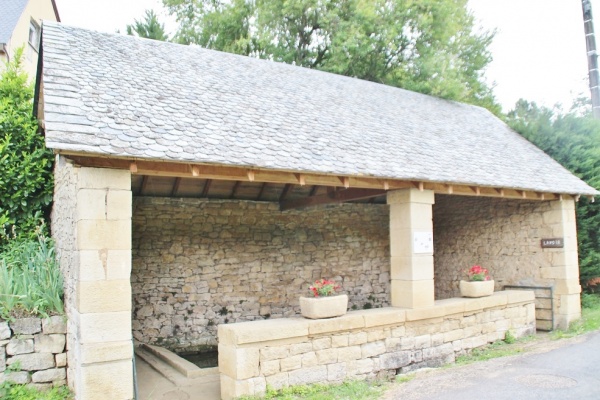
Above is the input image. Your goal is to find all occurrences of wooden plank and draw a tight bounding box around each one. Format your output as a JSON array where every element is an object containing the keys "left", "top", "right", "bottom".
[{"left": 280, "top": 188, "right": 387, "bottom": 211}]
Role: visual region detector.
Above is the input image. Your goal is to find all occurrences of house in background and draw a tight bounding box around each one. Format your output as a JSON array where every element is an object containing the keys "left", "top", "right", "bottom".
[{"left": 0, "top": 0, "right": 60, "bottom": 78}]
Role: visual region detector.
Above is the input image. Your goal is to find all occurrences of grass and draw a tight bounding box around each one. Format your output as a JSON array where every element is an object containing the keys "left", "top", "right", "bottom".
[
  {"left": 0, "top": 381, "right": 72, "bottom": 400},
  {"left": 551, "top": 293, "right": 600, "bottom": 339},
  {"left": 0, "top": 228, "right": 64, "bottom": 320},
  {"left": 453, "top": 334, "right": 535, "bottom": 366},
  {"left": 238, "top": 380, "right": 388, "bottom": 400}
]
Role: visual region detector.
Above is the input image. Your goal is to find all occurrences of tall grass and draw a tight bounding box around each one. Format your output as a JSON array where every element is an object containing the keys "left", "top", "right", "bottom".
[{"left": 0, "top": 229, "right": 64, "bottom": 320}]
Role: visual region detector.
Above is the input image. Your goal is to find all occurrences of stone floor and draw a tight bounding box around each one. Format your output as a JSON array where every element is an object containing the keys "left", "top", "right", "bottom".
[{"left": 135, "top": 356, "right": 220, "bottom": 400}]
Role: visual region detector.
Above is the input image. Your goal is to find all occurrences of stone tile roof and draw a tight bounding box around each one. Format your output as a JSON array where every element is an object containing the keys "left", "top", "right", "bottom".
[
  {"left": 38, "top": 22, "right": 598, "bottom": 196},
  {"left": 0, "top": 0, "right": 28, "bottom": 44}
]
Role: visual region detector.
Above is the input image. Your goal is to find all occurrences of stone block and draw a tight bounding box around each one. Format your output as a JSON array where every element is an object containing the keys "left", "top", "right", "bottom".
[
  {"left": 337, "top": 346, "right": 361, "bottom": 362},
  {"left": 288, "top": 365, "right": 327, "bottom": 386},
  {"left": 265, "top": 372, "right": 289, "bottom": 391},
  {"left": 280, "top": 354, "right": 302, "bottom": 372},
  {"left": 558, "top": 293, "right": 581, "bottom": 317},
  {"left": 0, "top": 345, "right": 5, "bottom": 372},
  {"left": 312, "top": 337, "right": 332, "bottom": 350},
  {"left": 34, "top": 334, "right": 65, "bottom": 354},
  {"left": 7, "top": 338, "right": 34, "bottom": 355},
  {"left": 415, "top": 335, "right": 432, "bottom": 349},
  {"left": 353, "top": 308, "right": 406, "bottom": 327},
  {"left": 32, "top": 368, "right": 66, "bottom": 383},
  {"left": 10, "top": 318, "right": 41, "bottom": 335},
  {"left": 540, "top": 265, "right": 579, "bottom": 280},
  {"left": 55, "top": 353, "right": 67, "bottom": 367},
  {"left": 77, "top": 280, "right": 132, "bottom": 313},
  {"left": 0, "top": 371, "right": 30, "bottom": 384},
  {"left": 289, "top": 342, "right": 311, "bottom": 356},
  {"left": 367, "top": 329, "right": 388, "bottom": 342},
  {"left": 331, "top": 335, "right": 349, "bottom": 348},
  {"left": 218, "top": 318, "right": 308, "bottom": 345},
  {"left": 0, "top": 321, "right": 11, "bottom": 339},
  {"left": 389, "top": 203, "right": 433, "bottom": 231},
  {"left": 316, "top": 348, "right": 338, "bottom": 364},
  {"left": 76, "top": 220, "right": 131, "bottom": 250},
  {"left": 463, "top": 292, "right": 508, "bottom": 312},
  {"left": 260, "top": 360, "right": 281, "bottom": 376},
  {"left": 301, "top": 352, "right": 318, "bottom": 367},
  {"left": 106, "top": 190, "right": 132, "bottom": 220},
  {"left": 405, "top": 305, "right": 446, "bottom": 321},
  {"left": 327, "top": 362, "right": 347, "bottom": 381},
  {"left": 218, "top": 344, "right": 259, "bottom": 379},
  {"left": 79, "top": 341, "right": 132, "bottom": 364},
  {"left": 308, "top": 313, "right": 364, "bottom": 335},
  {"left": 380, "top": 351, "right": 410, "bottom": 369},
  {"left": 387, "top": 189, "right": 435, "bottom": 205},
  {"left": 391, "top": 255, "right": 434, "bottom": 280},
  {"left": 434, "top": 298, "right": 466, "bottom": 315},
  {"left": 79, "top": 360, "right": 133, "bottom": 400},
  {"left": 361, "top": 341, "right": 386, "bottom": 358},
  {"left": 348, "top": 332, "right": 367, "bottom": 346},
  {"left": 42, "top": 316, "right": 67, "bottom": 334},
  {"left": 554, "top": 280, "right": 582, "bottom": 295},
  {"left": 77, "top": 167, "right": 130, "bottom": 190},
  {"left": 385, "top": 337, "right": 401, "bottom": 351},
  {"left": 505, "top": 290, "right": 535, "bottom": 304},
  {"left": 7, "top": 353, "right": 55, "bottom": 370},
  {"left": 391, "top": 279, "right": 434, "bottom": 309},
  {"left": 79, "top": 250, "right": 132, "bottom": 281},
  {"left": 78, "top": 311, "right": 132, "bottom": 344},
  {"left": 260, "top": 346, "right": 289, "bottom": 361},
  {"left": 77, "top": 189, "right": 107, "bottom": 220},
  {"left": 347, "top": 359, "right": 373, "bottom": 376}
]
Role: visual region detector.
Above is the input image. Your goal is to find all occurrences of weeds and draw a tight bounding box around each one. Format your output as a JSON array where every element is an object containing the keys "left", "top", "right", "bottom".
[
  {"left": 551, "top": 293, "right": 600, "bottom": 339},
  {"left": 0, "top": 381, "right": 72, "bottom": 400},
  {"left": 0, "top": 227, "right": 63, "bottom": 320},
  {"left": 239, "top": 380, "right": 387, "bottom": 400}
]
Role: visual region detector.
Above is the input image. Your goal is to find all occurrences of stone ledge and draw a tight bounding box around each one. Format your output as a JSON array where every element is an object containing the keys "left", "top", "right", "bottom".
[{"left": 219, "top": 318, "right": 309, "bottom": 346}]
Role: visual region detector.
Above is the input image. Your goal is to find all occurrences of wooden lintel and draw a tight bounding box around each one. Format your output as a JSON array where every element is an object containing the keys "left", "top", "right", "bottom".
[
  {"left": 129, "top": 161, "right": 138, "bottom": 173},
  {"left": 339, "top": 176, "right": 350, "bottom": 188},
  {"left": 171, "top": 177, "right": 181, "bottom": 197},
  {"left": 247, "top": 170, "right": 255, "bottom": 182},
  {"left": 295, "top": 173, "right": 306, "bottom": 186},
  {"left": 191, "top": 165, "right": 200, "bottom": 177},
  {"left": 280, "top": 188, "right": 387, "bottom": 211},
  {"left": 201, "top": 179, "right": 212, "bottom": 197}
]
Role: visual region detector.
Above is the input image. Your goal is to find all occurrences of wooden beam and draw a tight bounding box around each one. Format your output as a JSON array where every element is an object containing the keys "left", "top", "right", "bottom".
[
  {"left": 201, "top": 179, "right": 212, "bottom": 197},
  {"left": 447, "top": 185, "right": 453, "bottom": 194},
  {"left": 309, "top": 185, "right": 319, "bottom": 196},
  {"left": 247, "top": 170, "right": 255, "bottom": 182},
  {"left": 171, "top": 178, "right": 181, "bottom": 197},
  {"left": 230, "top": 181, "right": 241, "bottom": 199},
  {"left": 575, "top": 195, "right": 581, "bottom": 202},
  {"left": 589, "top": 196, "right": 596, "bottom": 203},
  {"left": 295, "top": 173, "right": 306, "bottom": 186},
  {"left": 470, "top": 186, "right": 481, "bottom": 195},
  {"left": 280, "top": 188, "right": 387, "bottom": 211},
  {"left": 339, "top": 176, "right": 350, "bottom": 188},
  {"left": 257, "top": 182, "right": 267, "bottom": 200},
  {"left": 191, "top": 165, "right": 200, "bottom": 177},
  {"left": 279, "top": 184, "right": 292, "bottom": 202},
  {"left": 383, "top": 180, "right": 390, "bottom": 191},
  {"left": 139, "top": 176, "right": 149, "bottom": 196},
  {"left": 495, "top": 188, "right": 505, "bottom": 197},
  {"left": 129, "top": 161, "right": 138, "bottom": 173}
]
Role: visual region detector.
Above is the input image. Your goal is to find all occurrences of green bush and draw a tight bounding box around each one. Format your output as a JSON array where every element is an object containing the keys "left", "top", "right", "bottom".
[
  {"left": 0, "top": 47, "right": 54, "bottom": 247},
  {"left": 0, "top": 380, "right": 72, "bottom": 400},
  {"left": 0, "top": 227, "right": 63, "bottom": 320}
]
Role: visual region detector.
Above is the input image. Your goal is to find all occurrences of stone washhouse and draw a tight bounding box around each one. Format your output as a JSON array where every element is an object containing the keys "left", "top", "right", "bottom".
[{"left": 34, "top": 22, "right": 598, "bottom": 399}]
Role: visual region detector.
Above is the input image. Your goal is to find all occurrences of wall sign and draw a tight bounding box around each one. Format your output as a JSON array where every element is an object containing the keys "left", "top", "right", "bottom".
[
  {"left": 541, "top": 238, "right": 564, "bottom": 248},
  {"left": 413, "top": 232, "right": 434, "bottom": 254}
]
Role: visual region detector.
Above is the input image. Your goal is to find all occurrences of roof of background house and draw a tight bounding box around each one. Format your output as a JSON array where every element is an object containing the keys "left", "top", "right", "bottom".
[
  {"left": 0, "top": 0, "right": 29, "bottom": 45},
  {"left": 0, "top": 0, "right": 60, "bottom": 45},
  {"left": 37, "top": 22, "right": 598, "bottom": 196}
]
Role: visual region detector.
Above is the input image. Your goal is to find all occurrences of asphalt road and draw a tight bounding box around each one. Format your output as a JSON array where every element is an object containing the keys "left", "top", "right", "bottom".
[{"left": 384, "top": 331, "right": 600, "bottom": 400}]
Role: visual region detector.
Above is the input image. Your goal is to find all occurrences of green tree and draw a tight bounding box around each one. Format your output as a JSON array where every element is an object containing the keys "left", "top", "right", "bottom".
[
  {"left": 163, "top": 0, "right": 499, "bottom": 112},
  {"left": 126, "top": 9, "right": 170, "bottom": 41},
  {"left": 506, "top": 99, "right": 600, "bottom": 291},
  {"left": 0, "top": 49, "right": 53, "bottom": 245}
]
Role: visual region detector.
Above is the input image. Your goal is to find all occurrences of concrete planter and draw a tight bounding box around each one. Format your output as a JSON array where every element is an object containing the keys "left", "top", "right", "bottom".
[
  {"left": 299, "top": 294, "right": 348, "bottom": 319},
  {"left": 460, "top": 280, "right": 495, "bottom": 298}
]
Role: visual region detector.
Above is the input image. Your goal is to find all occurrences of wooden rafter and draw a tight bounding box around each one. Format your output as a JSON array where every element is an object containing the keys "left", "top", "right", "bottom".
[
  {"left": 257, "top": 182, "right": 268, "bottom": 200},
  {"left": 309, "top": 185, "right": 319, "bottom": 196},
  {"left": 201, "top": 179, "right": 212, "bottom": 197},
  {"left": 230, "top": 181, "right": 241, "bottom": 199},
  {"left": 65, "top": 154, "right": 577, "bottom": 202},
  {"left": 279, "top": 184, "right": 292, "bottom": 202},
  {"left": 280, "top": 188, "right": 387, "bottom": 211},
  {"left": 171, "top": 178, "right": 181, "bottom": 197},
  {"left": 139, "top": 176, "right": 149, "bottom": 195}
]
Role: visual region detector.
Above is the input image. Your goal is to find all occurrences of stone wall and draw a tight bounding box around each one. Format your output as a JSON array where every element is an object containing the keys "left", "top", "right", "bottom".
[
  {"left": 0, "top": 316, "right": 67, "bottom": 389},
  {"left": 132, "top": 197, "right": 390, "bottom": 351},
  {"left": 218, "top": 291, "right": 536, "bottom": 399},
  {"left": 433, "top": 195, "right": 556, "bottom": 299}
]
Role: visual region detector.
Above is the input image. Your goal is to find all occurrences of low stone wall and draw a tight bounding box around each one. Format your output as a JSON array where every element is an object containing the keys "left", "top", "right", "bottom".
[
  {"left": 0, "top": 316, "right": 67, "bottom": 389},
  {"left": 218, "top": 291, "right": 535, "bottom": 400}
]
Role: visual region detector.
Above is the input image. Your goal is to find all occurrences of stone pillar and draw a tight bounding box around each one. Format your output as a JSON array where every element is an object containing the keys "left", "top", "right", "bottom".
[
  {"left": 540, "top": 199, "right": 581, "bottom": 329},
  {"left": 387, "top": 189, "right": 435, "bottom": 308},
  {"left": 72, "top": 167, "right": 133, "bottom": 399}
]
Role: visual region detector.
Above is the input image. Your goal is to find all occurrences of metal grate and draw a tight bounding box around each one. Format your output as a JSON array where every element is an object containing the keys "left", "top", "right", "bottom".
[{"left": 503, "top": 285, "right": 554, "bottom": 331}]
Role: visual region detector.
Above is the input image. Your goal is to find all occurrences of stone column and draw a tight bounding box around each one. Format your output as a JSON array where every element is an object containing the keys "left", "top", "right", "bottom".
[
  {"left": 387, "top": 189, "right": 435, "bottom": 308},
  {"left": 540, "top": 199, "right": 581, "bottom": 329},
  {"left": 73, "top": 167, "right": 133, "bottom": 399}
]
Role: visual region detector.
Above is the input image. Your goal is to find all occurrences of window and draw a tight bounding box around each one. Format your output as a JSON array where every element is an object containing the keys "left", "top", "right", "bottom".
[{"left": 28, "top": 19, "right": 41, "bottom": 51}]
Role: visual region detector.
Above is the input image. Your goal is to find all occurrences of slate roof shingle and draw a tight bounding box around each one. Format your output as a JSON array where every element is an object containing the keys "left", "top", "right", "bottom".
[
  {"left": 0, "top": 0, "right": 29, "bottom": 44},
  {"left": 38, "top": 22, "right": 598, "bottom": 196}
]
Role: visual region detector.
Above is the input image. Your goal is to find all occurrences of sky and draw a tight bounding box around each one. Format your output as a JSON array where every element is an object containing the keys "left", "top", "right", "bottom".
[{"left": 53, "top": 0, "right": 600, "bottom": 112}]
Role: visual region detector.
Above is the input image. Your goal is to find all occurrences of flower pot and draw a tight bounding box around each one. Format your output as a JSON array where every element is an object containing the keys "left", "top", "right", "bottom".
[
  {"left": 460, "top": 280, "right": 494, "bottom": 298},
  {"left": 299, "top": 294, "right": 349, "bottom": 319}
]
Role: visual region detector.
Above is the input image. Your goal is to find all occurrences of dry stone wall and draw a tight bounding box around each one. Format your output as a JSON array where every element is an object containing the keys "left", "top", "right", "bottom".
[
  {"left": 433, "top": 195, "right": 555, "bottom": 299},
  {"left": 0, "top": 316, "right": 67, "bottom": 390},
  {"left": 131, "top": 197, "right": 390, "bottom": 351}
]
